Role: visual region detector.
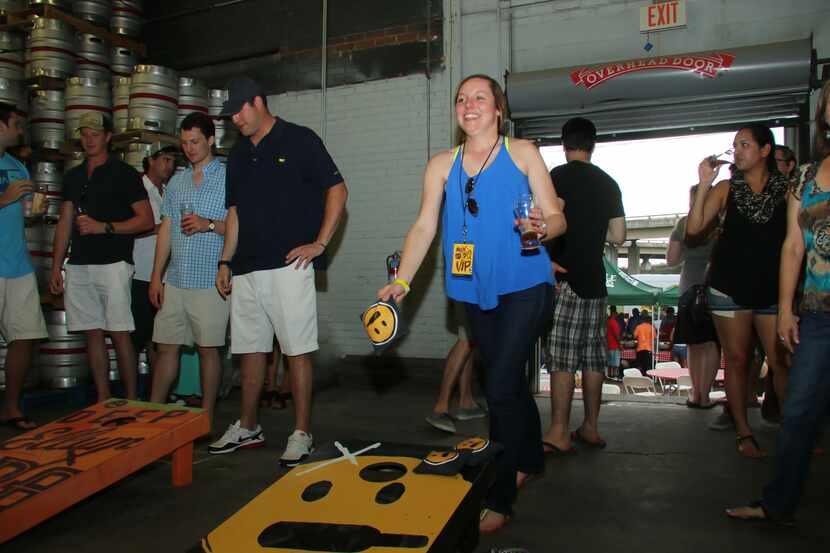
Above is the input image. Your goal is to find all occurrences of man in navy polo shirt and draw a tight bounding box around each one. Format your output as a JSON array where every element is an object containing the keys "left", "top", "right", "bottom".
[{"left": 211, "top": 77, "right": 348, "bottom": 466}]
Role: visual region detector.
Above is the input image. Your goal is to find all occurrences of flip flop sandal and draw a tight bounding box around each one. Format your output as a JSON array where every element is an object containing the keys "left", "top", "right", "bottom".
[
  {"left": 726, "top": 501, "right": 795, "bottom": 527},
  {"left": 571, "top": 429, "right": 607, "bottom": 449},
  {"left": 1, "top": 417, "right": 38, "bottom": 431},
  {"left": 736, "top": 434, "right": 766, "bottom": 458},
  {"left": 542, "top": 440, "right": 577, "bottom": 456}
]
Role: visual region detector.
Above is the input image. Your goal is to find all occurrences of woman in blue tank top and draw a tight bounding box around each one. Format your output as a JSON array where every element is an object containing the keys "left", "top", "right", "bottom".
[
  {"left": 727, "top": 80, "right": 830, "bottom": 525},
  {"left": 378, "top": 74, "right": 566, "bottom": 533}
]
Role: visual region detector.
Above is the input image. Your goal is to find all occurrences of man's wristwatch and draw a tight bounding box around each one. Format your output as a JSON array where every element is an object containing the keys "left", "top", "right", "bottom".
[
  {"left": 217, "top": 260, "right": 231, "bottom": 269},
  {"left": 105, "top": 222, "right": 115, "bottom": 234},
  {"left": 207, "top": 219, "right": 215, "bottom": 232}
]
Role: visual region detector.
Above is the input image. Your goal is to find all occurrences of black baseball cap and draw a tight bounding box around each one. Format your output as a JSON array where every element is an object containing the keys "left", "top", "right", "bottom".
[{"left": 218, "top": 76, "right": 263, "bottom": 117}]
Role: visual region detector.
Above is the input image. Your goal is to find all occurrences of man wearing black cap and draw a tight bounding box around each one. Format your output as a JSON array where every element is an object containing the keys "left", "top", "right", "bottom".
[
  {"left": 211, "top": 77, "right": 348, "bottom": 466},
  {"left": 50, "top": 112, "right": 153, "bottom": 402}
]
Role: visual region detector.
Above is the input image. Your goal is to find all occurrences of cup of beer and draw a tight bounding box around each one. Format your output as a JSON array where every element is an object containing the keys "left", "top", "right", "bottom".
[
  {"left": 30, "top": 188, "right": 47, "bottom": 217},
  {"left": 514, "top": 193, "right": 540, "bottom": 250}
]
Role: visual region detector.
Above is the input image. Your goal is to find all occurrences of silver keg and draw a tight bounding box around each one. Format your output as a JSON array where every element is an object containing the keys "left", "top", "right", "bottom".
[
  {"left": 128, "top": 64, "right": 178, "bottom": 135},
  {"left": 64, "top": 150, "right": 84, "bottom": 172},
  {"left": 29, "top": 0, "right": 70, "bottom": 8},
  {"left": 0, "top": 31, "right": 24, "bottom": 80},
  {"left": 76, "top": 33, "right": 111, "bottom": 81},
  {"left": 0, "top": 76, "right": 24, "bottom": 109},
  {"left": 25, "top": 18, "right": 77, "bottom": 79},
  {"left": 177, "top": 76, "right": 208, "bottom": 129},
  {"left": 29, "top": 89, "right": 64, "bottom": 149},
  {"left": 30, "top": 159, "right": 63, "bottom": 221},
  {"left": 110, "top": 0, "right": 143, "bottom": 38},
  {"left": 73, "top": 0, "right": 111, "bottom": 26},
  {"left": 123, "top": 142, "right": 150, "bottom": 172},
  {"left": 64, "top": 76, "right": 111, "bottom": 140},
  {"left": 25, "top": 220, "right": 56, "bottom": 290},
  {"left": 111, "top": 75, "right": 129, "bottom": 132},
  {"left": 110, "top": 45, "right": 136, "bottom": 77},
  {"left": 40, "top": 308, "right": 89, "bottom": 389},
  {"left": 208, "top": 88, "right": 238, "bottom": 149},
  {"left": 0, "top": 1, "right": 25, "bottom": 14}
]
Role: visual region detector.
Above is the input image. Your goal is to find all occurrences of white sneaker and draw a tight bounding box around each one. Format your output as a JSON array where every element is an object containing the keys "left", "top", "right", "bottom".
[
  {"left": 279, "top": 429, "right": 314, "bottom": 467},
  {"left": 208, "top": 420, "right": 265, "bottom": 455}
]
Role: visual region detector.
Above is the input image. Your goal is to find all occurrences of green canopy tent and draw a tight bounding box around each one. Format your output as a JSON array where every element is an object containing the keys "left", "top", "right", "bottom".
[
  {"left": 656, "top": 285, "right": 681, "bottom": 306},
  {"left": 603, "top": 258, "right": 662, "bottom": 306}
]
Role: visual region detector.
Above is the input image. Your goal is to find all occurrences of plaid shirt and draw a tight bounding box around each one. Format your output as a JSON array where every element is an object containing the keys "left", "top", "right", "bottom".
[{"left": 161, "top": 158, "right": 227, "bottom": 289}]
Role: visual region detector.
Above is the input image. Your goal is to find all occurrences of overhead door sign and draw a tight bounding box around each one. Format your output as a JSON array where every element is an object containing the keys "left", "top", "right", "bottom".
[
  {"left": 640, "top": 0, "right": 687, "bottom": 33},
  {"left": 570, "top": 52, "right": 735, "bottom": 90}
]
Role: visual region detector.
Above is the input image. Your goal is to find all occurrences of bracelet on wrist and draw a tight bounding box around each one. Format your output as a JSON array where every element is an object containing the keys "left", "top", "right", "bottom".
[
  {"left": 218, "top": 260, "right": 231, "bottom": 269},
  {"left": 393, "top": 278, "right": 411, "bottom": 293},
  {"left": 317, "top": 241, "right": 327, "bottom": 251}
]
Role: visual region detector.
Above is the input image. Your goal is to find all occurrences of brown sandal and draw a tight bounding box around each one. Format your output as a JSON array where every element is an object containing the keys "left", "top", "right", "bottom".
[{"left": 736, "top": 434, "right": 765, "bottom": 458}]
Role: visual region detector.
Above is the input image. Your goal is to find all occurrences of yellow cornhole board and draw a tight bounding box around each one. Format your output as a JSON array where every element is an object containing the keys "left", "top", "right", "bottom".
[
  {"left": 0, "top": 399, "right": 210, "bottom": 544},
  {"left": 193, "top": 440, "right": 496, "bottom": 553}
]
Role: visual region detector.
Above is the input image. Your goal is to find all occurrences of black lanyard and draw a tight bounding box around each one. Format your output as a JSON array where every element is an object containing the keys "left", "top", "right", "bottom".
[{"left": 459, "top": 136, "right": 500, "bottom": 243}]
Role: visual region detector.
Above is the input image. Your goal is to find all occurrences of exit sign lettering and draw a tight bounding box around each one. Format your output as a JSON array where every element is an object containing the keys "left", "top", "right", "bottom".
[{"left": 640, "top": 0, "right": 687, "bottom": 33}]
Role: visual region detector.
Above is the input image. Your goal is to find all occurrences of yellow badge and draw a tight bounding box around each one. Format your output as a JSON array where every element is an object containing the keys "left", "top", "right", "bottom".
[{"left": 451, "top": 243, "right": 474, "bottom": 276}]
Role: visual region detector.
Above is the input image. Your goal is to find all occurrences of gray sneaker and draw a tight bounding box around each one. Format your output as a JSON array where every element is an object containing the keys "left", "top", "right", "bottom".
[
  {"left": 455, "top": 403, "right": 488, "bottom": 420},
  {"left": 425, "top": 412, "right": 456, "bottom": 433},
  {"left": 708, "top": 409, "right": 735, "bottom": 431}
]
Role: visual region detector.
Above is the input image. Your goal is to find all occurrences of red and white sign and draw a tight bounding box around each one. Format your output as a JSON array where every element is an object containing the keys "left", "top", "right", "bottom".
[
  {"left": 570, "top": 52, "right": 735, "bottom": 90},
  {"left": 640, "top": 0, "right": 686, "bottom": 33}
]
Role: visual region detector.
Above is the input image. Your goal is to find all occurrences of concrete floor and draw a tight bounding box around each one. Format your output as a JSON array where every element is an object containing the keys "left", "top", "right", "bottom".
[{"left": 2, "top": 381, "right": 829, "bottom": 553}]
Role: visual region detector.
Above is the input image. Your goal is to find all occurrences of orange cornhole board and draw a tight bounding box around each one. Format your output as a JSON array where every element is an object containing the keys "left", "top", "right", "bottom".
[{"left": 0, "top": 399, "right": 210, "bottom": 544}]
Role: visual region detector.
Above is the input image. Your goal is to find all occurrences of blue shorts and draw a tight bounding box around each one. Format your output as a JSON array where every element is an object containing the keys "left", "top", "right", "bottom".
[
  {"left": 607, "top": 349, "right": 620, "bottom": 367},
  {"left": 707, "top": 287, "right": 777, "bottom": 316}
]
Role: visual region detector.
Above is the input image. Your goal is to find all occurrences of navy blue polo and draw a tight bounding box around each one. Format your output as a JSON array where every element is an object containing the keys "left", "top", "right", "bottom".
[{"left": 226, "top": 118, "right": 343, "bottom": 275}]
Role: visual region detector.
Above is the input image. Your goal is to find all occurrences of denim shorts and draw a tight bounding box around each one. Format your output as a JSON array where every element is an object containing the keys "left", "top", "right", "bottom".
[{"left": 707, "top": 287, "right": 777, "bottom": 316}]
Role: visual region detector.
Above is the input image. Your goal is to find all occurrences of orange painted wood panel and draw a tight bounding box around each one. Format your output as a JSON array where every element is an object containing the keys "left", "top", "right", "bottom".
[{"left": 0, "top": 399, "right": 209, "bottom": 544}]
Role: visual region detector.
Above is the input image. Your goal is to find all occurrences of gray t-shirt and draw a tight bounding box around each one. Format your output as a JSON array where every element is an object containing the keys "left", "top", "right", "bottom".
[{"left": 670, "top": 217, "right": 715, "bottom": 294}]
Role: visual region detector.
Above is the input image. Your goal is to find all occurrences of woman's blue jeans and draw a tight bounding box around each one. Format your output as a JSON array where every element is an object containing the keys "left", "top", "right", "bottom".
[
  {"left": 762, "top": 312, "right": 830, "bottom": 517},
  {"left": 465, "top": 283, "right": 553, "bottom": 516}
]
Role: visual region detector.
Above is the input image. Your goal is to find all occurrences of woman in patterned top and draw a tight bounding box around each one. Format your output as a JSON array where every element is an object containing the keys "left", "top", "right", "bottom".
[
  {"left": 726, "top": 79, "right": 830, "bottom": 524},
  {"left": 686, "top": 123, "right": 790, "bottom": 458}
]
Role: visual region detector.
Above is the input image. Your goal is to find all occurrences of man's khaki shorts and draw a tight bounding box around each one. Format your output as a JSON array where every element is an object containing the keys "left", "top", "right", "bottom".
[
  {"left": 230, "top": 262, "right": 318, "bottom": 356},
  {"left": 0, "top": 272, "right": 48, "bottom": 342},
  {"left": 153, "top": 284, "right": 229, "bottom": 347}
]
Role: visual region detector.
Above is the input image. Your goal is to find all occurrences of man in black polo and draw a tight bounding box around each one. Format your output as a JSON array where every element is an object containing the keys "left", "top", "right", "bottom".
[
  {"left": 49, "top": 112, "right": 153, "bottom": 401},
  {"left": 211, "top": 77, "right": 348, "bottom": 466}
]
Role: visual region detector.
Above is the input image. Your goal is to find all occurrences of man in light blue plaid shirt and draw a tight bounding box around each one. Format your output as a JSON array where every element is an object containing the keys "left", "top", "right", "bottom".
[{"left": 148, "top": 112, "right": 229, "bottom": 423}]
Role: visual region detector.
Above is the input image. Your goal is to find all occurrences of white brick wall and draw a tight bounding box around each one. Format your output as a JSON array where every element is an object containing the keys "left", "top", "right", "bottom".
[{"left": 267, "top": 73, "right": 456, "bottom": 359}]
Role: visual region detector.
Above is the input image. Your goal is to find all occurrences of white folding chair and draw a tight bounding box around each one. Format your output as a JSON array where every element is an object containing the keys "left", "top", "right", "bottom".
[
  {"left": 623, "top": 368, "right": 643, "bottom": 378},
  {"left": 675, "top": 374, "right": 693, "bottom": 396},
  {"left": 602, "top": 383, "right": 622, "bottom": 395},
  {"left": 623, "top": 375, "right": 658, "bottom": 396}
]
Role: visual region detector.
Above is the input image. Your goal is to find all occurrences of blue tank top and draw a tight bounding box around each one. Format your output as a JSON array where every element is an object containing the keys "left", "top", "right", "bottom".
[
  {"left": 442, "top": 138, "right": 553, "bottom": 310},
  {"left": 798, "top": 175, "right": 830, "bottom": 312}
]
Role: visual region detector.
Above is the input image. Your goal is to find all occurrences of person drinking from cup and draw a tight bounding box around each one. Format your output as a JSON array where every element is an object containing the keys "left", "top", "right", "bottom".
[
  {"left": 541, "top": 117, "right": 626, "bottom": 454},
  {"left": 377, "top": 74, "right": 565, "bottom": 534},
  {"left": 49, "top": 112, "right": 153, "bottom": 401},
  {"left": 726, "top": 78, "right": 830, "bottom": 525},
  {"left": 0, "top": 102, "right": 48, "bottom": 430},
  {"left": 148, "top": 112, "right": 228, "bottom": 424},
  {"left": 686, "top": 123, "right": 789, "bottom": 458}
]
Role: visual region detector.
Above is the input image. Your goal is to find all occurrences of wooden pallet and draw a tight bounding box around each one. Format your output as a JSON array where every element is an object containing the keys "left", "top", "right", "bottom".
[
  {"left": 0, "top": 4, "right": 146, "bottom": 57},
  {"left": 0, "top": 399, "right": 210, "bottom": 544}
]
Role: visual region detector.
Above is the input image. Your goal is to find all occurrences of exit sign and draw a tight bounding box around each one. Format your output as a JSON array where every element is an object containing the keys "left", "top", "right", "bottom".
[{"left": 640, "top": 0, "right": 686, "bottom": 33}]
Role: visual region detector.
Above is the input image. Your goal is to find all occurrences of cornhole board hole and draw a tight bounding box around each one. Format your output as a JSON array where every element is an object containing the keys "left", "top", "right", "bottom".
[
  {"left": 193, "top": 439, "right": 497, "bottom": 553},
  {"left": 0, "top": 399, "right": 209, "bottom": 544}
]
